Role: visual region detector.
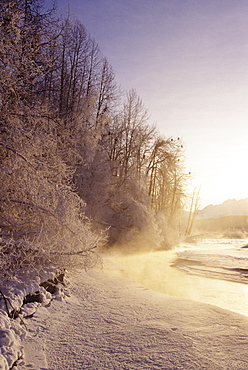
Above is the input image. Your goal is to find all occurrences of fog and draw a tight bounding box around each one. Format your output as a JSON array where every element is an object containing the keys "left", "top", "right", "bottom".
[
  {"left": 105, "top": 249, "right": 248, "bottom": 316},
  {"left": 108, "top": 250, "right": 188, "bottom": 297}
]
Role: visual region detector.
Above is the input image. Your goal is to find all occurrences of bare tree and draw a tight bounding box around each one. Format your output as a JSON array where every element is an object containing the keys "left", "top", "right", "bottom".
[
  {"left": 105, "top": 90, "right": 154, "bottom": 183},
  {"left": 184, "top": 188, "right": 201, "bottom": 236},
  {"left": 0, "top": 0, "right": 56, "bottom": 114},
  {"left": 146, "top": 137, "right": 187, "bottom": 220}
]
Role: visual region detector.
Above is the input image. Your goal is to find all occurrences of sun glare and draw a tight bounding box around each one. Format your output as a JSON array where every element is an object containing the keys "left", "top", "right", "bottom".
[{"left": 189, "top": 143, "right": 248, "bottom": 208}]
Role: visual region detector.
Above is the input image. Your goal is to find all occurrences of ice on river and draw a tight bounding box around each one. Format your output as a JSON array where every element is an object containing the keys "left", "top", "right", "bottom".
[{"left": 175, "top": 238, "right": 248, "bottom": 284}]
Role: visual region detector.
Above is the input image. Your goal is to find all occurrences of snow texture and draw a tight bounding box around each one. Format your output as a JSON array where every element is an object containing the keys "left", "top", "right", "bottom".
[
  {"left": 16, "top": 269, "right": 248, "bottom": 369},
  {"left": 0, "top": 268, "right": 64, "bottom": 369}
]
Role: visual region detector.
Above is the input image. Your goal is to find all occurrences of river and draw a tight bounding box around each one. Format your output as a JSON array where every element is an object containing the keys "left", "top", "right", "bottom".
[{"left": 105, "top": 238, "right": 248, "bottom": 317}]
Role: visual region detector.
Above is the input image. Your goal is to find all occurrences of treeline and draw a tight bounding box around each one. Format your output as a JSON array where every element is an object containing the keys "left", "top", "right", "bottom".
[
  {"left": 194, "top": 216, "right": 248, "bottom": 238},
  {"left": 0, "top": 0, "right": 187, "bottom": 275}
]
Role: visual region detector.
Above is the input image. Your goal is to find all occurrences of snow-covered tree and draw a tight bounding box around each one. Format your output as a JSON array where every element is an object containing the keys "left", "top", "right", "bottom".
[
  {"left": 0, "top": 0, "right": 189, "bottom": 273},
  {"left": 0, "top": 2, "right": 102, "bottom": 277},
  {"left": 0, "top": 112, "right": 100, "bottom": 279}
]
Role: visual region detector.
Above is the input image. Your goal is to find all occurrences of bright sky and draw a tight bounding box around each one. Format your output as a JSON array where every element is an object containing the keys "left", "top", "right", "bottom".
[{"left": 50, "top": 0, "right": 248, "bottom": 208}]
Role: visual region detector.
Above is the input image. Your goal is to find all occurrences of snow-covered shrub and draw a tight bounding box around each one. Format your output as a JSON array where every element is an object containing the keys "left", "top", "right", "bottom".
[{"left": 0, "top": 115, "right": 102, "bottom": 280}]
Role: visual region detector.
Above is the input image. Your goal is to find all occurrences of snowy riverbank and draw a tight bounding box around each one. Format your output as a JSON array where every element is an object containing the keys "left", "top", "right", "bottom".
[
  {"left": 0, "top": 268, "right": 66, "bottom": 369},
  {"left": 2, "top": 268, "right": 247, "bottom": 369}
]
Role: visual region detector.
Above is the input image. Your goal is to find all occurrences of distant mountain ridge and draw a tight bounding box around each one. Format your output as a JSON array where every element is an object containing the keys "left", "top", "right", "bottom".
[{"left": 198, "top": 198, "right": 248, "bottom": 219}]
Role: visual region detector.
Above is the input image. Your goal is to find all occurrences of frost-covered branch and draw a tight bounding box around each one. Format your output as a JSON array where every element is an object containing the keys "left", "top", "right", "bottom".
[{"left": 0, "top": 142, "right": 37, "bottom": 170}]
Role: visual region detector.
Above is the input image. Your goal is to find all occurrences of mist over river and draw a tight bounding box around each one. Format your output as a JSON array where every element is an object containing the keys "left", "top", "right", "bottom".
[{"left": 105, "top": 238, "right": 248, "bottom": 317}]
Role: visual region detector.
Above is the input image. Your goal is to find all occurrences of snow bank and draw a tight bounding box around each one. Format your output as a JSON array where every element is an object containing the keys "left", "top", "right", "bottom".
[
  {"left": 21, "top": 268, "right": 248, "bottom": 369},
  {"left": 2, "top": 263, "right": 248, "bottom": 369},
  {"left": 0, "top": 309, "right": 24, "bottom": 370},
  {"left": 0, "top": 268, "right": 65, "bottom": 369}
]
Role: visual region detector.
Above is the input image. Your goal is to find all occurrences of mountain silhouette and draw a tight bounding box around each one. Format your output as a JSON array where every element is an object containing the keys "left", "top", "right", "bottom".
[{"left": 198, "top": 198, "right": 248, "bottom": 219}]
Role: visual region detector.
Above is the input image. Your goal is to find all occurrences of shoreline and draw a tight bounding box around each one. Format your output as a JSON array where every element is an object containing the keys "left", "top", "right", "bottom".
[
  {"left": 22, "top": 269, "right": 248, "bottom": 369},
  {"left": 104, "top": 246, "right": 248, "bottom": 317}
]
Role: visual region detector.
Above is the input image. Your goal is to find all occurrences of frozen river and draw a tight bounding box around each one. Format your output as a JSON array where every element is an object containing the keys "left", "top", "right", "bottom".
[{"left": 106, "top": 238, "right": 248, "bottom": 316}]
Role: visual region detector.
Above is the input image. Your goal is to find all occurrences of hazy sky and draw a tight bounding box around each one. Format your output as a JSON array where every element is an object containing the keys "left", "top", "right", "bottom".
[{"left": 50, "top": 0, "right": 248, "bottom": 208}]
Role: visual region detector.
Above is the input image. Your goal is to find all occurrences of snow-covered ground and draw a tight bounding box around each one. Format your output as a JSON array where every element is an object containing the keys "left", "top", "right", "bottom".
[
  {"left": 3, "top": 267, "right": 247, "bottom": 369},
  {"left": 0, "top": 268, "right": 65, "bottom": 370}
]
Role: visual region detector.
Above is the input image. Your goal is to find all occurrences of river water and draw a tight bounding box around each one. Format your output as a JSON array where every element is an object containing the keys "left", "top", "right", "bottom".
[{"left": 105, "top": 238, "right": 248, "bottom": 316}]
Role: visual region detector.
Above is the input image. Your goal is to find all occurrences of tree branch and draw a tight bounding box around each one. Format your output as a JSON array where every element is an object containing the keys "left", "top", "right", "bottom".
[{"left": 0, "top": 142, "right": 37, "bottom": 170}]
